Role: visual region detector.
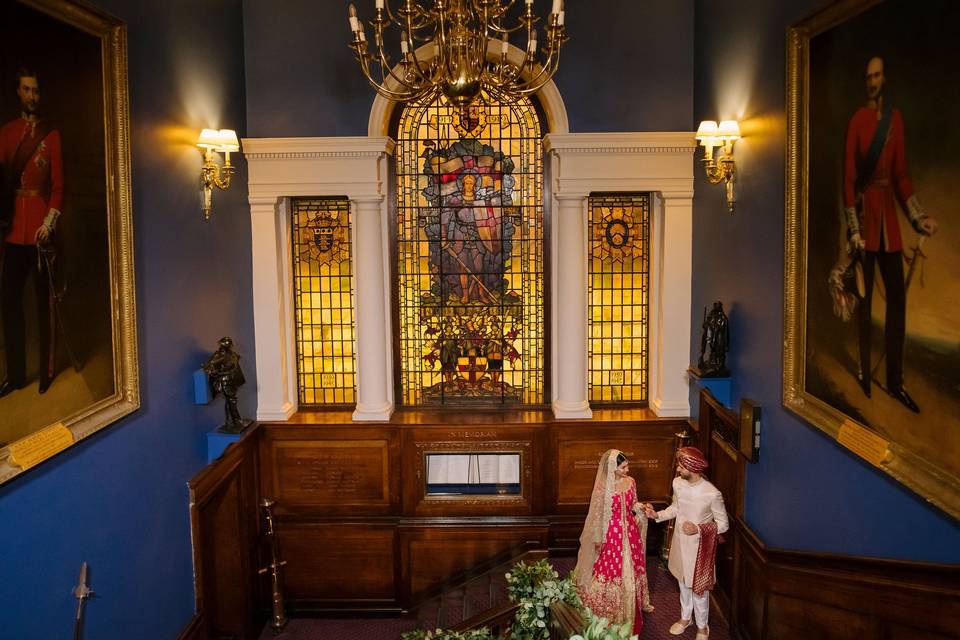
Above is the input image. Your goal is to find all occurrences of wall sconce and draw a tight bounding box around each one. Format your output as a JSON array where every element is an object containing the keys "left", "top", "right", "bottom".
[
  {"left": 197, "top": 128, "right": 240, "bottom": 220},
  {"left": 695, "top": 120, "right": 741, "bottom": 212}
]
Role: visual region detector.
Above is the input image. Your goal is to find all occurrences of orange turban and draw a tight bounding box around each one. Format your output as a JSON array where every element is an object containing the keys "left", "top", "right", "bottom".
[{"left": 677, "top": 446, "right": 708, "bottom": 473}]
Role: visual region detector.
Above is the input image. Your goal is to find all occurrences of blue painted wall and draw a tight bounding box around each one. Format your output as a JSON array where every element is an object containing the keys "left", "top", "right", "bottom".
[
  {"left": 243, "top": 0, "right": 693, "bottom": 136},
  {"left": 0, "top": 1, "right": 254, "bottom": 638},
  {"left": 690, "top": 0, "right": 960, "bottom": 560}
]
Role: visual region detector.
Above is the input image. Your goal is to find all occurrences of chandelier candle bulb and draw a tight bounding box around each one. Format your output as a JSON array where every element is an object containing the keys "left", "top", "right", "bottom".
[
  {"left": 501, "top": 35, "right": 509, "bottom": 54},
  {"left": 401, "top": 35, "right": 409, "bottom": 54},
  {"left": 552, "top": 0, "right": 561, "bottom": 15},
  {"left": 558, "top": 10, "right": 565, "bottom": 25},
  {"left": 348, "top": 3, "right": 358, "bottom": 31},
  {"left": 375, "top": 0, "right": 384, "bottom": 8}
]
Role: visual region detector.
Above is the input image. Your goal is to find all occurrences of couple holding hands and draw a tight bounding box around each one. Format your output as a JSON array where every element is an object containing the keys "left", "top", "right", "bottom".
[{"left": 574, "top": 447, "right": 728, "bottom": 639}]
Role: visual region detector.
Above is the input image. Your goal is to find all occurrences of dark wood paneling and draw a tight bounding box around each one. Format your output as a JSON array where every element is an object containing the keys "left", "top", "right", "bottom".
[
  {"left": 271, "top": 439, "right": 390, "bottom": 504},
  {"left": 187, "top": 425, "right": 261, "bottom": 640},
  {"left": 252, "top": 413, "right": 698, "bottom": 611},
  {"left": 259, "top": 425, "right": 400, "bottom": 517},
  {"left": 734, "top": 523, "right": 960, "bottom": 640},
  {"left": 696, "top": 390, "right": 746, "bottom": 623},
  {"left": 551, "top": 422, "right": 681, "bottom": 513},
  {"left": 400, "top": 523, "right": 549, "bottom": 599},
  {"left": 278, "top": 522, "right": 397, "bottom": 608},
  {"left": 176, "top": 614, "right": 205, "bottom": 640}
]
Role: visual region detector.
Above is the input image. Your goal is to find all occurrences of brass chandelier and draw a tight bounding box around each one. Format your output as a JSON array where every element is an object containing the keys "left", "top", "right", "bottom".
[{"left": 347, "top": 0, "right": 567, "bottom": 106}]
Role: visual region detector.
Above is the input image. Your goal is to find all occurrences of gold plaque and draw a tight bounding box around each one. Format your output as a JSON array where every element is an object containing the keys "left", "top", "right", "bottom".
[
  {"left": 838, "top": 421, "right": 891, "bottom": 468},
  {"left": 8, "top": 423, "right": 74, "bottom": 471}
]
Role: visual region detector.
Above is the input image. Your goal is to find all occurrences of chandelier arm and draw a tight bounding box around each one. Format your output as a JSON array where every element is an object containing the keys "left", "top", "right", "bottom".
[
  {"left": 404, "top": 15, "right": 436, "bottom": 83},
  {"left": 365, "top": 73, "right": 421, "bottom": 101},
  {"left": 376, "top": 54, "right": 424, "bottom": 93},
  {"left": 371, "top": 27, "right": 427, "bottom": 92},
  {"left": 353, "top": 35, "right": 421, "bottom": 99},
  {"left": 512, "top": 46, "right": 557, "bottom": 92},
  {"left": 516, "top": 51, "right": 560, "bottom": 94},
  {"left": 471, "top": 0, "right": 512, "bottom": 24},
  {"left": 389, "top": 0, "right": 434, "bottom": 32},
  {"left": 512, "top": 47, "right": 561, "bottom": 96}
]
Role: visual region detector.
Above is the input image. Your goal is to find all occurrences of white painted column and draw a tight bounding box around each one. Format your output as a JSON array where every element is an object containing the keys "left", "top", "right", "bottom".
[
  {"left": 249, "top": 196, "right": 296, "bottom": 421},
  {"left": 651, "top": 195, "right": 693, "bottom": 417},
  {"left": 352, "top": 196, "right": 394, "bottom": 421},
  {"left": 553, "top": 194, "right": 593, "bottom": 419}
]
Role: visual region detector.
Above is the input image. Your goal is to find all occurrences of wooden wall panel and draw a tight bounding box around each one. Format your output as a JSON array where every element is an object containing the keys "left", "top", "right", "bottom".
[
  {"left": 278, "top": 523, "right": 397, "bottom": 607},
  {"left": 401, "top": 524, "right": 549, "bottom": 598},
  {"left": 188, "top": 426, "right": 261, "bottom": 640},
  {"left": 766, "top": 593, "right": 878, "bottom": 640},
  {"left": 733, "top": 524, "right": 960, "bottom": 640},
  {"left": 259, "top": 425, "right": 400, "bottom": 517},
  {"left": 271, "top": 440, "right": 390, "bottom": 505},
  {"left": 553, "top": 424, "right": 679, "bottom": 512}
]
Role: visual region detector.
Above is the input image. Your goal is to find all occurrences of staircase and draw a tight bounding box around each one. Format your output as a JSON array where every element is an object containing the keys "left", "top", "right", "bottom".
[{"left": 408, "top": 548, "right": 563, "bottom": 636}]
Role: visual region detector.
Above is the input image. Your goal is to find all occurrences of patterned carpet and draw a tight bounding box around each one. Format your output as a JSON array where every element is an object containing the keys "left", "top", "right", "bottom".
[{"left": 258, "top": 556, "right": 731, "bottom": 640}]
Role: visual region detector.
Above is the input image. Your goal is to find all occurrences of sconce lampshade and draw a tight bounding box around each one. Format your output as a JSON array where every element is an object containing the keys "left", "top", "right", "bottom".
[
  {"left": 695, "top": 120, "right": 719, "bottom": 148},
  {"left": 695, "top": 120, "right": 718, "bottom": 140},
  {"left": 717, "top": 120, "right": 741, "bottom": 141},
  {"left": 197, "top": 128, "right": 222, "bottom": 149},
  {"left": 217, "top": 129, "right": 240, "bottom": 152}
]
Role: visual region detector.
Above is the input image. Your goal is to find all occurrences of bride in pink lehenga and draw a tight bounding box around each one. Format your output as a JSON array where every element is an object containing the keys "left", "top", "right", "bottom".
[{"left": 574, "top": 449, "right": 649, "bottom": 635}]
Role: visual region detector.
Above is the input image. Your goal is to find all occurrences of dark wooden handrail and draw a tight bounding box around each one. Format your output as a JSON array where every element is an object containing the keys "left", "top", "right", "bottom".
[{"left": 451, "top": 601, "right": 519, "bottom": 637}]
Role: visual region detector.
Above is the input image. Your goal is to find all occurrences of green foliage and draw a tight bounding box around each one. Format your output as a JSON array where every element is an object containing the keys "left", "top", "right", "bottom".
[
  {"left": 567, "top": 608, "right": 638, "bottom": 640},
  {"left": 401, "top": 629, "right": 496, "bottom": 640},
  {"left": 505, "top": 560, "right": 581, "bottom": 640}
]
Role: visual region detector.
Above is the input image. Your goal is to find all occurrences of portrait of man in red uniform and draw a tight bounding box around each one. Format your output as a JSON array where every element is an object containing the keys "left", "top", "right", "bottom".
[
  {"left": 842, "top": 56, "right": 938, "bottom": 413},
  {"left": 0, "top": 68, "right": 64, "bottom": 398}
]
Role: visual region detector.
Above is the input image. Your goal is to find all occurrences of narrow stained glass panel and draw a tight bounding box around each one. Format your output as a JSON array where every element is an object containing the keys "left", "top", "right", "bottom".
[
  {"left": 395, "top": 89, "right": 544, "bottom": 407},
  {"left": 588, "top": 193, "right": 650, "bottom": 404},
  {"left": 292, "top": 197, "right": 356, "bottom": 406}
]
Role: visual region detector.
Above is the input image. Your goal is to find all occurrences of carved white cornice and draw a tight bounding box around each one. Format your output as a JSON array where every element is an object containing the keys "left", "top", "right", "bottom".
[
  {"left": 543, "top": 131, "right": 696, "bottom": 155},
  {"left": 544, "top": 132, "right": 696, "bottom": 200},
  {"left": 242, "top": 136, "right": 396, "bottom": 159},
  {"left": 242, "top": 136, "right": 395, "bottom": 201}
]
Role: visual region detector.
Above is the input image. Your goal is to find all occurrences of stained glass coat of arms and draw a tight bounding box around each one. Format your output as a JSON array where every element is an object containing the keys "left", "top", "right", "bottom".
[{"left": 395, "top": 90, "right": 544, "bottom": 406}]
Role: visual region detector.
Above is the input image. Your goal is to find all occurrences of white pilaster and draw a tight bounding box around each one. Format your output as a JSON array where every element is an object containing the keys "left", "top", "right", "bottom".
[
  {"left": 249, "top": 196, "right": 296, "bottom": 421},
  {"left": 352, "top": 196, "right": 393, "bottom": 421},
  {"left": 650, "top": 196, "right": 694, "bottom": 417},
  {"left": 553, "top": 194, "right": 593, "bottom": 419}
]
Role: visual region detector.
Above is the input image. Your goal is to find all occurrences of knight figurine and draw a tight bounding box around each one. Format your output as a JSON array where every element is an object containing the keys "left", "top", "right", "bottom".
[
  {"left": 697, "top": 301, "right": 730, "bottom": 377},
  {"left": 203, "top": 336, "right": 250, "bottom": 433}
]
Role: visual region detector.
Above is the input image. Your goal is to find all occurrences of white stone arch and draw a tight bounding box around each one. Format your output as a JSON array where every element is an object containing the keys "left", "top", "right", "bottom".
[{"left": 367, "top": 43, "right": 570, "bottom": 137}]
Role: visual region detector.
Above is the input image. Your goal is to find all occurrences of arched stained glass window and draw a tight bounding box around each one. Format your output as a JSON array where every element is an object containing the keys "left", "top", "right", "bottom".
[{"left": 394, "top": 89, "right": 544, "bottom": 407}]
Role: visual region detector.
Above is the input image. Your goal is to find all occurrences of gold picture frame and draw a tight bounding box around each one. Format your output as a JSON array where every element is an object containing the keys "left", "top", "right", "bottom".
[
  {"left": 785, "top": 0, "right": 959, "bottom": 519},
  {"left": 0, "top": 0, "right": 138, "bottom": 484}
]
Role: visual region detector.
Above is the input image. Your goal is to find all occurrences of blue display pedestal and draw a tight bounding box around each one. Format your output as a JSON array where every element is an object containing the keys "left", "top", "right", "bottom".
[
  {"left": 205, "top": 421, "right": 253, "bottom": 464},
  {"left": 206, "top": 429, "right": 242, "bottom": 464},
  {"left": 688, "top": 368, "right": 732, "bottom": 408}
]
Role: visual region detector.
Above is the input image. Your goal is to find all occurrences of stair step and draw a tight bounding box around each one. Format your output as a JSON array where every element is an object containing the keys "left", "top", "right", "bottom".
[
  {"left": 437, "top": 587, "right": 466, "bottom": 628},
  {"left": 463, "top": 573, "right": 492, "bottom": 620}
]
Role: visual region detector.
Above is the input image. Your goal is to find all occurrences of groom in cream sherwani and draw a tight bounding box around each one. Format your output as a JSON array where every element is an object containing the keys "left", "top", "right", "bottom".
[{"left": 643, "top": 447, "right": 728, "bottom": 640}]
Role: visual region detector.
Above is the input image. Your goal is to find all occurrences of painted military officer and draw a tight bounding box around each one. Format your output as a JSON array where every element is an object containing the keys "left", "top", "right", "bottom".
[{"left": 1, "top": 68, "right": 64, "bottom": 397}]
